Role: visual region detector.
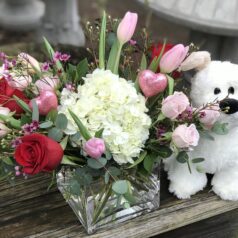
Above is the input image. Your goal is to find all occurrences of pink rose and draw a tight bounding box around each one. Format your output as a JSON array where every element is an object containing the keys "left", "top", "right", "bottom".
[
  {"left": 162, "top": 92, "right": 190, "bottom": 119},
  {"left": 199, "top": 105, "right": 220, "bottom": 129},
  {"left": 84, "top": 138, "right": 106, "bottom": 159},
  {"left": 35, "top": 76, "right": 59, "bottom": 92},
  {"left": 172, "top": 124, "right": 199, "bottom": 148}
]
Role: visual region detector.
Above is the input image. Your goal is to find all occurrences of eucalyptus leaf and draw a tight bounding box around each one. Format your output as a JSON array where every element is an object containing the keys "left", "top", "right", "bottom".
[
  {"left": 212, "top": 122, "right": 229, "bottom": 135},
  {"left": 39, "top": 121, "right": 53, "bottom": 129},
  {"left": 104, "top": 171, "right": 110, "bottom": 184},
  {"left": 70, "top": 179, "right": 81, "bottom": 196},
  {"left": 48, "top": 127, "right": 63, "bottom": 142},
  {"left": 176, "top": 151, "right": 189, "bottom": 163},
  {"left": 87, "top": 157, "right": 107, "bottom": 169},
  {"left": 108, "top": 166, "right": 121, "bottom": 177},
  {"left": 192, "top": 158, "right": 205, "bottom": 163},
  {"left": 55, "top": 113, "right": 68, "bottom": 130},
  {"left": 46, "top": 109, "right": 58, "bottom": 123},
  {"left": 32, "top": 99, "right": 39, "bottom": 121},
  {"left": 112, "top": 180, "right": 129, "bottom": 195}
]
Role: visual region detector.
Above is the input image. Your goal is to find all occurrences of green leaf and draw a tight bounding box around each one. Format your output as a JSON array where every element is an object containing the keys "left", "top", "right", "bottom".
[
  {"left": 87, "top": 157, "right": 107, "bottom": 169},
  {"left": 3, "top": 157, "right": 14, "bottom": 166},
  {"left": 108, "top": 166, "right": 121, "bottom": 177},
  {"left": 112, "top": 180, "right": 129, "bottom": 195},
  {"left": 76, "top": 58, "right": 88, "bottom": 83},
  {"left": 55, "top": 113, "right": 68, "bottom": 130},
  {"left": 46, "top": 109, "right": 58, "bottom": 123},
  {"left": 148, "top": 39, "right": 167, "bottom": 72},
  {"left": 61, "top": 155, "right": 79, "bottom": 166},
  {"left": 176, "top": 151, "right": 189, "bottom": 163},
  {"left": 148, "top": 145, "right": 172, "bottom": 158},
  {"left": 13, "top": 95, "right": 31, "bottom": 114},
  {"left": 104, "top": 171, "right": 110, "bottom": 184},
  {"left": 143, "top": 152, "right": 158, "bottom": 173},
  {"left": 127, "top": 151, "right": 147, "bottom": 169},
  {"left": 60, "top": 136, "right": 69, "bottom": 150},
  {"left": 69, "top": 179, "right": 81, "bottom": 196},
  {"left": 43, "top": 37, "right": 63, "bottom": 72},
  {"left": 48, "top": 127, "right": 63, "bottom": 142},
  {"left": 140, "top": 53, "right": 147, "bottom": 70},
  {"left": 20, "top": 115, "right": 32, "bottom": 126},
  {"left": 167, "top": 75, "right": 174, "bottom": 95},
  {"left": 99, "top": 11, "right": 107, "bottom": 69},
  {"left": 212, "top": 122, "right": 229, "bottom": 135},
  {"left": 68, "top": 109, "right": 91, "bottom": 140},
  {"left": 95, "top": 128, "right": 104, "bottom": 138},
  {"left": 107, "top": 32, "right": 117, "bottom": 47},
  {"left": 107, "top": 39, "right": 123, "bottom": 74},
  {"left": 39, "top": 121, "right": 53, "bottom": 129},
  {"left": 31, "top": 99, "right": 39, "bottom": 121},
  {"left": 192, "top": 158, "right": 205, "bottom": 163}
]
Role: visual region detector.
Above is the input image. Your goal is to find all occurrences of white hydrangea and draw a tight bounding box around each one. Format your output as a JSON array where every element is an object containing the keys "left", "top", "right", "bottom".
[{"left": 59, "top": 69, "right": 151, "bottom": 164}]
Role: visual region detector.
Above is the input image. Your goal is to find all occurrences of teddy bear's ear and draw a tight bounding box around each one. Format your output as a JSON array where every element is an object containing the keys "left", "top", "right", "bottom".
[{"left": 179, "top": 51, "right": 211, "bottom": 72}]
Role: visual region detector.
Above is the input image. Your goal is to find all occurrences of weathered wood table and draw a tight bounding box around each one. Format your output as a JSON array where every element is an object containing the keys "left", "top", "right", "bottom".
[{"left": 1, "top": 171, "right": 238, "bottom": 238}]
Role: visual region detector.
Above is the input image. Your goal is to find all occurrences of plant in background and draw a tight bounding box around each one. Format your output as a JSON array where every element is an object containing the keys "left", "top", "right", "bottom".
[{"left": 0, "top": 11, "right": 221, "bottom": 234}]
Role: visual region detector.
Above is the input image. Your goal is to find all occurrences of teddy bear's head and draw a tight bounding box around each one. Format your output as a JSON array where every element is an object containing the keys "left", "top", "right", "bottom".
[{"left": 190, "top": 60, "right": 238, "bottom": 125}]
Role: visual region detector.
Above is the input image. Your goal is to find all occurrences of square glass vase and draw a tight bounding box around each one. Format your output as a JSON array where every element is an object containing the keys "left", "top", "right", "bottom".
[{"left": 57, "top": 165, "right": 160, "bottom": 234}]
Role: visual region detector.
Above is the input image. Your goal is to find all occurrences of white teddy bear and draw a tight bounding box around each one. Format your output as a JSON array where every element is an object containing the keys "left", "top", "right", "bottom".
[{"left": 164, "top": 55, "right": 238, "bottom": 201}]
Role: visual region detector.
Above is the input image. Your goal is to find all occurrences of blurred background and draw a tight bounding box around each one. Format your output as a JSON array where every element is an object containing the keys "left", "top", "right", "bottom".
[{"left": 0, "top": 0, "right": 237, "bottom": 61}]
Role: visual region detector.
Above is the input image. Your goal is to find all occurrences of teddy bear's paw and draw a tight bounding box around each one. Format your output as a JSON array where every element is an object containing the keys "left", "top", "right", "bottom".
[
  {"left": 168, "top": 176, "right": 207, "bottom": 200},
  {"left": 212, "top": 175, "right": 238, "bottom": 201}
]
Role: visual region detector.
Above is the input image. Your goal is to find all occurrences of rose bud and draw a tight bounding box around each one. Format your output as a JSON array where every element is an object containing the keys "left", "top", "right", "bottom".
[
  {"left": 199, "top": 105, "right": 220, "bottom": 129},
  {"left": 172, "top": 124, "right": 199, "bottom": 148},
  {"left": 7, "top": 74, "right": 32, "bottom": 91},
  {"left": 35, "top": 76, "right": 60, "bottom": 92},
  {"left": 162, "top": 92, "right": 190, "bottom": 119},
  {"left": 84, "top": 138, "right": 106, "bottom": 159},
  {"left": 117, "top": 11, "right": 138, "bottom": 45},
  {"left": 18, "top": 53, "right": 41, "bottom": 74},
  {"left": 14, "top": 133, "right": 63, "bottom": 175},
  {"left": 0, "top": 122, "right": 11, "bottom": 138},
  {"left": 160, "top": 44, "right": 189, "bottom": 73},
  {"left": 179, "top": 51, "right": 211, "bottom": 71}
]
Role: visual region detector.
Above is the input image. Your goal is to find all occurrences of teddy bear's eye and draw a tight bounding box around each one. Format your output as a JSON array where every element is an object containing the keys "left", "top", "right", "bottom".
[
  {"left": 214, "top": 88, "right": 221, "bottom": 95},
  {"left": 228, "top": 86, "right": 235, "bottom": 94}
]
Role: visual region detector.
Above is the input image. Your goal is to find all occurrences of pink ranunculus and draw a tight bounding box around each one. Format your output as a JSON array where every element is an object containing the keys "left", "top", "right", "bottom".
[
  {"left": 18, "top": 53, "right": 41, "bottom": 73},
  {"left": 84, "top": 138, "right": 106, "bottom": 159},
  {"left": 160, "top": 44, "right": 189, "bottom": 73},
  {"left": 172, "top": 124, "right": 199, "bottom": 148},
  {"left": 0, "top": 122, "right": 11, "bottom": 138},
  {"left": 161, "top": 91, "right": 190, "bottom": 119},
  {"left": 199, "top": 105, "right": 220, "bottom": 129},
  {"left": 117, "top": 11, "right": 138, "bottom": 45},
  {"left": 35, "top": 76, "right": 59, "bottom": 92},
  {"left": 7, "top": 74, "right": 32, "bottom": 91}
]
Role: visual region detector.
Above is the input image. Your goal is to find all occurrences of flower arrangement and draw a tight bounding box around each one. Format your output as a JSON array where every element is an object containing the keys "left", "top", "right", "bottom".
[{"left": 0, "top": 11, "right": 221, "bottom": 234}]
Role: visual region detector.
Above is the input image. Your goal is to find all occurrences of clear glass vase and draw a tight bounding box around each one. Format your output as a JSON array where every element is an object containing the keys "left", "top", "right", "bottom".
[{"left": 56, "top": 165, "right": 160, "bottom": 234}]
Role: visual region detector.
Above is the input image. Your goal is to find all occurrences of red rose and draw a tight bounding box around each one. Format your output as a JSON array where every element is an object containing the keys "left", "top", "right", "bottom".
[
  {"left": 15, "top": 133, "right": 64, "bottom": 175},
  {"left": 151, "top": 43, "right": 182, "bottom": 78},
  {"left": 0, "top": 77, "right": 29, "bottom": 115}
]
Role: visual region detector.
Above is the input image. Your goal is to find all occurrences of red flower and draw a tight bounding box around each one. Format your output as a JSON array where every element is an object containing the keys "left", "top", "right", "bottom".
[
  {"left": 14, "top": 133, "right": 64, "bottom": 175},
  {"left": 0, "top": 77, "right": 29, "bottom": 115},
  {"left": 151, "top": 43, "right": 182, "bottom": 78}
]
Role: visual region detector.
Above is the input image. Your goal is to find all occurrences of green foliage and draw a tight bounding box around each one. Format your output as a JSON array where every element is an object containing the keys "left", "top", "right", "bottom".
[
  {"left": 46, "top": 109, "right": 58, "bottom": 123},
  {"left": 76, "top": 58, "right": 88, "bottom": 84},
  {"left": 148, "top": 145, "right": 172, "bottom": 158},
  {"left": 69, "top": 179, "right": 81, "bottom": 196},
  {"left": 192, "top": 158, "right": 205, "bottom": 163},
  {"left": 48, "top": 127, "right": 63, "bottom": 142},
  {"left": 167, "top": 75, "right": 174, "bottom": 95},
  {"left": 143, "top": 152, "right": 158, "bottom": 173},
  {"left": 31, "top": 99, "right": 39, "bottom": 121},
  {"left": 212, "top": 122, "right": 229, "bottom": 135},
  {"left": 87, "top": 157, "right": 107, "bottom": 169},
  {"left": 39, "top": 121, "right": 53, "bottom": 129},
  {"left": 69, "top": 109, "right": 91, "bottom": 140},
  {"left": 60, "top": 136, "right": 69, "bottom": 150},
  {"left": 112, "top": 180, "right": 129, "bottom": 195},
  {"left": 176, "top": 151, "right": 188, "bottom": 163},
  {"left": 127, "top": 151, "right": 147, "bottom": 169},
  {"left": 99, "top": 11, "right": 107, "bottom": 69},
  {"left": 95, "top": 128, "right": 104, "bottom": 138},
  {"left": 55, "top": 113, "right": 68, "bottom": 130},
  {"left": 13, "top": 95, "right": 32, "bottom": 114}
]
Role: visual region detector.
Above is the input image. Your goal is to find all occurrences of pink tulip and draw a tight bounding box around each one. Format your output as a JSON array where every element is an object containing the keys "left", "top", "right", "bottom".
[
  {"left": 18, "top": 53, "right": 41, "bottom": 73},
  {"left": 84, "top": 138, "right": 106, "bottom": 159},
  {"left": 7, "top": 74, "right": 32, "bottom": 91},
  {"left": 161, "top": 92, "right": 190, "bottom": 119},
  {"left": 117, "top": 11, "right": 138, "bottom": 44},
  {"left": 160, "top": 44, "right": 189, "bottom": 73},
  {"left": 199, "top": 105, "right": 220, "bottom": 129},
  {"left": 0, "top": 122, "right": 11, "bottom": 138},
  {"left": 0, "top": 107, "right": 10, "bottom": 116},
  {"left": 35, "top": 76, "right": 59, "bottom": 92},
  {"left": 172, "top": 124, "right": 199, "bottom": 148}
]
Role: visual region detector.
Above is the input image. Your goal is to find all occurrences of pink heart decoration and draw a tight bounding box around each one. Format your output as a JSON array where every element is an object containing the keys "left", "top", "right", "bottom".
[
  {"left": 138, "top": 70, "right": 168, "bottom": 97},
  {"left": 29, "top": 91, "right": 58, "bottom": 116}
]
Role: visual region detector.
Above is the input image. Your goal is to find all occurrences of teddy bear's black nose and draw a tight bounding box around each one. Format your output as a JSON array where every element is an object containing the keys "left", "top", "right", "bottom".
[{"left": 219, "top": 98, "right": 238, "bottom": 114}]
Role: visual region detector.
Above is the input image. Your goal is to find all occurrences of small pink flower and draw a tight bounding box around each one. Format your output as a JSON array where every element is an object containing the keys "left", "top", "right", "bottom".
[
  {"left": 117, "top": 11, "right": 138, "bottom": 45},
  {"left": 53, "top": 51, "right": 62, "bottom": 61},
  {"left": 60, "top": 54, "right": 71, "bottom": 62},
  {"left": 172, "top": 124, "right": 199, "bottom": 148},
  {"left": 84, "top": 138, "right": 106, "bottom": 159},
  {"left": 129, "top": 39, "right": 137, "bottom": 46},
  {"left": 41, "top": 62, "right": 50, "bottom": 72},
  {"left": 199, "top": 105, "right": 220, "bottom": 129},
  {"left": 162, "top": 92, "right": 190, "bottom": 119},
  {"left": 160, "top": 44, "right": 189, "bottom": 73},
  {"left": 35, "top": 76, "right": 59, "bottom": 92}
]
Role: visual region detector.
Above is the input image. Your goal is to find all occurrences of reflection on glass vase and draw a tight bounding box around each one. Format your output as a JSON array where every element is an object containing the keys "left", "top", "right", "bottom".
[{"left": 57, "top": 164, "right": 160, "bottom": 234}]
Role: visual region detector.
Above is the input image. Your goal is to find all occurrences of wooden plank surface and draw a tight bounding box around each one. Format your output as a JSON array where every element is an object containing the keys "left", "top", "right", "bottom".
[{"left": 0, "top": 172, "right": 238, "bottom": 238}]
